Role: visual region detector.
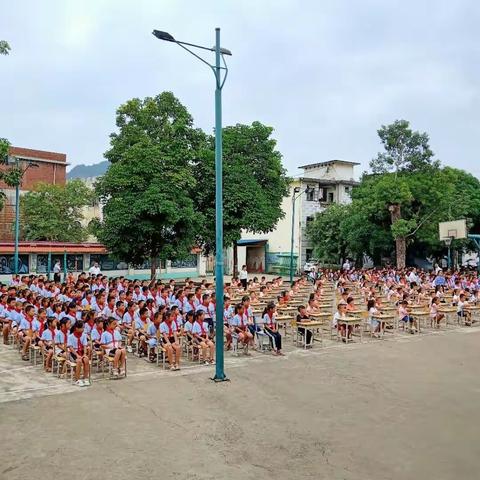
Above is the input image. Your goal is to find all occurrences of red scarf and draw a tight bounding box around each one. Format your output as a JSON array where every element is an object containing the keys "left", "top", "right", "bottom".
[
  {"left": 106, "top": 328, "right": 116, "bottom": 348},
  {"left": 197, "top": 320, "right": 206, "bottom": 336},
  {"left": 87, "top": 320, "right": 95, "bottom": 331},
  {"left": 38, "top": 320, "right": 45, "bottom": 336},
  {"left": 48, "top": 327, "right": 55, "bottom": 341},
  {"left": 266, "top": 312, "right": 275, "bottom": 329},
  {"left": 166, "top": 321, "right": 174, "bottom": 337},
  {"left": 73, "top": 331, "right": 84, "bottom": 356},
  {"left": 60, "top": 329, "right": 68, "bottom": 345}
]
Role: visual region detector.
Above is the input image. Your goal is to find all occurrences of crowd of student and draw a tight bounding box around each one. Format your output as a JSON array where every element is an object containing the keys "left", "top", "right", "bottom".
[
  {"left": 1, "top": 266, "right": 477, "bottom": 387},
  {"left": 0, "top": 272, "right": 298, "bottom": 387}
]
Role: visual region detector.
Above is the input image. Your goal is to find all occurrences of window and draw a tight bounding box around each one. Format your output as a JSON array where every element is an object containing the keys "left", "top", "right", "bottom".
[
  {"left": 306, "top": 216, "right": 314, "bottom": 225},
  {"left": 306, "top": 187, "right": 315, "bottom": 201},
  {"left": 306, "top": 249, "right": 313, "bottom": 261},
  {"left": 0, "top": 254, "right": 29, "bottom": 274},
  {"left": 318, "top": 188, "right": 327, "bottom": 202},
  {"left": 328, "top": 192, "right": 334, "bottom": 203},
  {"left": 344, "top": 186, "right": 351, "bottom": 194},
  {"left": 171, "top": 254, "right": 198, "bottom": 269}
]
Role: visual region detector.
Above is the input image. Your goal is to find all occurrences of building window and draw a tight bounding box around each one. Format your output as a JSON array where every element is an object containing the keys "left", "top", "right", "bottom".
[
  {"left": 328, "top": 192, "right": 334, "bottom": 203},
  {"left": 318, "top": 188, "right": 327, "bottom": 202},
  {"left": 306, "top": 188, "right": 315, "bottom": 201},
  {"left": 171, "top": 254, "right": 198, "bottom": 269},
  {"left": 306, "top": 249, "right": 313, "bottom": 261},
  {"left": 306, "top": 216, "right": 314, "bottom": 226},
  {"left": 344, "top": 186, "right": 351, "bottom": 194}
]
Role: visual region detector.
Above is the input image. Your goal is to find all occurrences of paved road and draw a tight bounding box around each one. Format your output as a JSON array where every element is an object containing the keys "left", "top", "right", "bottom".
[{"left": 1, "top": 328, "right": 480, "bottom": 480}]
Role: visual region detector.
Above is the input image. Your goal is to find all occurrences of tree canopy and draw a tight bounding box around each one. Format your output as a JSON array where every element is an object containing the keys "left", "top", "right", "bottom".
[
  {"left": 21, "top": 179, "right": 94, "bottom": 242},
  {"left": 0, "top": 40, "right": 10, "bottom": 55},
  {"left": 95, "top": 92, "right": 203, "bottom": 276},
  {"left": 194, "top": 121, "right": 290, "bottom": 272},
  {"left": 308, "top": 120, "right": 480, "bottom": 268}
]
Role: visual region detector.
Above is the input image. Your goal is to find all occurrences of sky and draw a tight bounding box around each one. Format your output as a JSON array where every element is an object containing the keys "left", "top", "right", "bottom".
[{"left": 1, "top": 0, "right": 479, "bottom": 177}]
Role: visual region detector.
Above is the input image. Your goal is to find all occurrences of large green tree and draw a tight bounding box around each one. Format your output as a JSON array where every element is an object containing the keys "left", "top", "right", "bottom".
[
  {"left": 96, "top": 92, "right": 203, "bottom": 278},
  {"left": 368, "top": 120, "right": 440, "bottom": 268},
  {"left": 21, "top": 179, "right": 94, "bottom": 242},
  {"left": 194, "top": 121, "right": 290, "bottom": 273},
  {"left": 0, "top": 40, "right": 10, "bottom": 55}
]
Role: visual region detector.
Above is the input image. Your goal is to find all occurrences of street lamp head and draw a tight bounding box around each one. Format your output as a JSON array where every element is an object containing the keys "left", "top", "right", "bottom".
[
  {"left": 152, "top": 30, "right": 176, "bottom": 42},
  {"left": 293, "top": 187, "right": 301, "bottom": 194},
  {"left": 216, "top": 47, "right": 232, "bottom": 56}
]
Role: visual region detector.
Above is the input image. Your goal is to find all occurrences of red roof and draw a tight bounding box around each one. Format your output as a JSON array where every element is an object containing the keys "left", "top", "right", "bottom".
[{"left": 0, "top": 241, "right": 107, "bottom": 254}]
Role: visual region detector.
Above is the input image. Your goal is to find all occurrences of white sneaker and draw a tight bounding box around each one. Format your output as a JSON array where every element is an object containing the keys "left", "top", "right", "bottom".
[
  {"left": 83, "top": 379, "right": 91, "bottom": 386},
  {"left": 126, "top": 346, "right": 133, "bottom": 353},
  {"left": 75, "top": 379, "right": 84, "bottom": 387}
]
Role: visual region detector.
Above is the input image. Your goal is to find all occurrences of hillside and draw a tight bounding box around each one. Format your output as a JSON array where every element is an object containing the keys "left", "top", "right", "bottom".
[{"left": 67, "top": 161, "right": 109, "bottom": 179}]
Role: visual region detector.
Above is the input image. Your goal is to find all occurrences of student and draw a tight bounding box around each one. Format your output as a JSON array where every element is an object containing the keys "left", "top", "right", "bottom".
[
  {"left": 100, "top": 317, "right": 126, "bottom": 377},
  {"left": 333, "top": 302, "right": 351, "bottom": 341},
  {"left": 366, "top": 299, "right": 382, "bottom": 337},
  {"left": 296, "top": 305, "right": 313, "bottom": 346},
  {"left": 67, "top": 321, "right": 90, "bottom": 387},
  {"left": 196, "top": 293, "right": 214, "bottom": 332},
  {"left": 134, "top": 306, "right": 150, "bottom": 356},
  {"left": 192, "top": 310, "right": 215, "bottom": 364},
  {"left": 146, "top": 311, "right": 162, "bottom": 363},
  {"left": 457, "top": 293, "right": 472, "bottom": 326},
  {"left": 243, "top": 295, "right": 258, "bottom": 341},
  {"left": 2, "top": 296, "right": 18, "bottom": 344},
  {"left": 40, "top": 317, "right": 57, "bottom": 372},
  {"left": 160, "top": 310, "right": 182, "bottom": 370},
  {"left": 430, "top": 296, "right": 444, "bottom": 328},
  {"left": 262, "top": 302, "right": 283, "bottom": 355},
  {"left": 398, "top": 300, "right": 417, "bottom": 333},
  {"left": 229, "top": 303, "right": 253, "bottom": 348},
  {"left": 18, "top": 304, "right": 40, "bottom": 361}
]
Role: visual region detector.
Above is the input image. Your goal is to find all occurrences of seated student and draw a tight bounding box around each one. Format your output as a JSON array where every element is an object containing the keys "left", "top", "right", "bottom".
[
  {"left": 146, "top": 311, "right": 162, "bottom": 362},
  {"left": 18, "top": 304, "right": 40, "bottom": 361},
  {"left": 100, "top": 317, "right": 126, "bottom": 377},
  {"left": 120, "top": 302, "right": 136, "bottom": 353},
  {"left": 398, "top": 300, "right": 417, "bottom": 333},
  {"left": 457, "top": 293, "right": 472, "bottom": 325},
  {"left": 306, "top": 297, "right": 319, "bottom": 314},
  {"left": 243, "top": 295, "right": 258, "bottom": 342},
  {"left": 229, "top": 303, "right": 253, "bottom": 348},
  {"left": 134, "top": 306, "right": 150, "bottom": 356},
  {"left": 160, "top": 310, "right": 182, "bottom": 370},
  {"left": 262, "top": 302, "right": 283, "bottom": 355},
  {"left": 67, "top": 320, "right": 90, "bottom": 387},
  {"left": 192, "top": 310, "right": 215, "bottom": 365},
  {"left": 83, "top": 311, "right": 96, "bottom": 336},
  {"left": 296, "top": 305, "right": 313, "bottom": 346},
  {"left": 40, "top": 317, "right": 57, "bottom": 372},
  {"left": 170, "top": 305, "right": 184, "bottom": 334},
  {"left": 223, "top": 296, "right": 233, "bottom": 350},
  {"left": 196, "top": 293, "right": 214, "bottom": 332},
  {"left": 367, "top": 299, "right": 384, "bottom": 337},
  {"left": 2, "top": 296, "right": 18, "bottom": 345},
  {"left": 346, "top": 297, "right": 356, "bottom": 312},
  {"left": 333, "top": 302, "right": 351, "bottom": 341},
  {"left": 430, "top": 296, "right": 445, "bottom": 328},
  {"left": 90, "top": 317, "right": 105, "bottom": 354}
]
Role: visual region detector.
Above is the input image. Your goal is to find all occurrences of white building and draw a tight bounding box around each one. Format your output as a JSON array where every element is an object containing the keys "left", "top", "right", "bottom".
[{"left": 227, "top": 160, "right": 358, "bottom": 276}]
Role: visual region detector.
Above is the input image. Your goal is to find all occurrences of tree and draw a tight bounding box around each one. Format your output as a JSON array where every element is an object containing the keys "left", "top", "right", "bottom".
[
  {"left": 0, "top": 40, "right": 10, "bottom": 55},
  {"left": 21, "top": 179, "right": 94, "bottom": 242},
  {"left": 194, "top": 121, "right": 290, "bottom": 274},
  {"left": 96, "top": 92, "right": 203, "bottom": 279},
  {"left": 368, "top": 120, "right": 440, "bottom": 268}
]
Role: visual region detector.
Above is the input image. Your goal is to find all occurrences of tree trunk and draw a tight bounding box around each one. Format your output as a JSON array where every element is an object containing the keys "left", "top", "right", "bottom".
[
  {"left": 389, "top": 204, "right": 406, "bottom": 269},
  {"left": 233, "top": 243, "right": 238, "bottom": 277},
  {"left": 150, "top": 256, "right": 157, "bottom": 281}
]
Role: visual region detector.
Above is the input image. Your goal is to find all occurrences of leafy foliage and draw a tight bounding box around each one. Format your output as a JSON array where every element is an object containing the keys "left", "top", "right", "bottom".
[
  {"left": 21, "top": 180, "right": 94, "bottom": 242},
  {"left": 95, "top": 92, "right": 203, "bottom": 268},
  {"left": 194, "top": 121, "right": 290, "bottom": 253},
  {"left": 0, "top": 40, "right": 10, "bottom": 55}
]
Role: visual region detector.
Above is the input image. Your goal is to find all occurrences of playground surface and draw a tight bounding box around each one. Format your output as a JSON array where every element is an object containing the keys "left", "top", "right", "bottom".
[{"left": 1, "top": 326, "right": 480, "bottom": 480}]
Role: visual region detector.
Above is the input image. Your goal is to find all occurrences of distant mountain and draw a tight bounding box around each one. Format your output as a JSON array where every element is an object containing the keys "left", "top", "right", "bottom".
[{"left": 67, "top": 161, "right": 109, "bottom": 179}]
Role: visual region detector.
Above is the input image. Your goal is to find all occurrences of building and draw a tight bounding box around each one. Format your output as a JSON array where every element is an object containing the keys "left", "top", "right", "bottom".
[
  {"left": 227, "top": 160, "right": 358, "bottom": 275},
  {"left": 0, "top": 146, "right": 67, "bottom": 240}
]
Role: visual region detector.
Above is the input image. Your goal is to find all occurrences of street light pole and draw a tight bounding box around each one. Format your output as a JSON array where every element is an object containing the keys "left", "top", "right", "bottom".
[
  {"left": 13, "top": 157, "right": 20, "bottom": 275},
  {"left": 153, "top": 28, "right": 230, "bottom": 382},
  {"left": 289, "top": 186, "right": 313, "bottom": 283}
]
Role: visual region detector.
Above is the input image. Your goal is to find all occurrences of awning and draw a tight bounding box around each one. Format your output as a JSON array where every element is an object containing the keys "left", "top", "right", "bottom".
[{"left": 236, "top": 239, "right": 268, "bottom": 247}]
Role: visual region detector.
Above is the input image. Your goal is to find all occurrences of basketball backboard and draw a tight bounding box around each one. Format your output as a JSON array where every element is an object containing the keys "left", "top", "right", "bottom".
[{"left": 439, "top": 219, "right": 467, "bottom": 241}]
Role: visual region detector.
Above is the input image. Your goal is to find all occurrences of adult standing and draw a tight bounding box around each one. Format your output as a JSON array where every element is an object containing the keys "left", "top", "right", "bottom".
[
  {"left": 239, "top": 265, "right": 248, "bottom": 291},
  {"left": 89, "top": 262, "right": 101, "bottom": 276},
  {"left": 53, "top": 260, "right": 62, "bottom": 283}
]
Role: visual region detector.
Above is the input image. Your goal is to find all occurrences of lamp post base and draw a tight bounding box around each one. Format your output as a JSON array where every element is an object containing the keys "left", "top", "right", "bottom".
[{"left": 211, "top": 375, "right": 230, "bottom": 383}]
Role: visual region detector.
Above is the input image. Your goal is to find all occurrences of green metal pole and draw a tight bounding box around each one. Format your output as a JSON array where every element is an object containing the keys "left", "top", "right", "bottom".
[
  {"left": 63, "top": 249, "right": 67, "bottom": 281},
  {"left": 289, "top": 195, "right": 296, "bottom": 283},
  {"left": 13, "top": 157, "right": 20, "bottom": 276},
  {"left": 47, "top": 251, "right": 51, "bottom": 281},
  {"left": 213, "top": 27, "right": 227, "bottom": 382}
]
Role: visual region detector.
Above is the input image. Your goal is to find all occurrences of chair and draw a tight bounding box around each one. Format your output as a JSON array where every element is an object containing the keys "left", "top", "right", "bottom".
[{"left": 254, "top": 318, "right": 271, "bottom": 353}]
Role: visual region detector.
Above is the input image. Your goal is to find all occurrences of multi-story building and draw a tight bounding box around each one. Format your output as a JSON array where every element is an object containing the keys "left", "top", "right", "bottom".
[
  {"left": 228, "top": 159, "right": 358, "bottom": 275},
  {"left": 0, "top": 146, "right": 67, "bottom": 241}
]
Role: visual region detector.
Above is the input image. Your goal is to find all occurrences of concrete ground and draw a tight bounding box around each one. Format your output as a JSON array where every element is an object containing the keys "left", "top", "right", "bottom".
[{"left": 1, "top": 327, "right": 480, "bottom": 480}]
